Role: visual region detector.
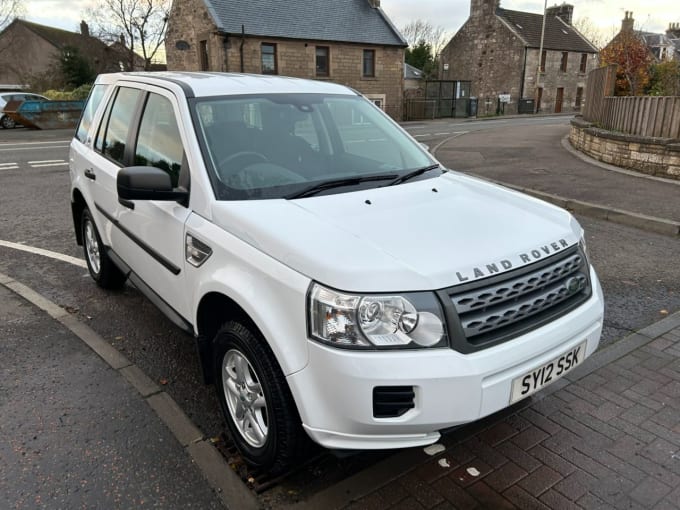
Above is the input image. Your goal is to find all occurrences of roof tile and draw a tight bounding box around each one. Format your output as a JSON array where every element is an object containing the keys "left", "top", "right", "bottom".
[
  {"left": 497, "top": 8, "right": 597, "bottom": 53},
  {"left": 202, "top": 0, "right": 406, "bottom": 46}
]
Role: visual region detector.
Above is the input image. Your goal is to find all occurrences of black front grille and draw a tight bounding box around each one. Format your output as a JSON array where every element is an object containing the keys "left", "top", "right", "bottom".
[
  {"left": 440, "top": 246, "right": 592, "bottom": 353},
  {"left": 373, "top": 386, "right": 415, "bottom": 418}
]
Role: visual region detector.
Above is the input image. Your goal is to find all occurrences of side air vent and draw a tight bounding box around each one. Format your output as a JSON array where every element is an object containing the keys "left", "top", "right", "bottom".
[{"left": 373, "top": 386, "right": 415, "bottom": 418}]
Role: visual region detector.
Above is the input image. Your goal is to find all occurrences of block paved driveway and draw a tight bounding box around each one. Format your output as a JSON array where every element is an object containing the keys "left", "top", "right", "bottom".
[{"left": 340, "top": 317, "right": 680, "bottom": 510}]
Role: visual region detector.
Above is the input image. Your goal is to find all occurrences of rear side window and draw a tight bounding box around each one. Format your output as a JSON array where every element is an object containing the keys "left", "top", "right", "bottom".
[
  {"left": 97, "top": 87, "right": 141, "bottom": 165},
  {"left": 134, "top": 93, "right": 184, "bottom": 187},
  {"left": 76, "top": 85, "right": 108, "bottom": 143}
]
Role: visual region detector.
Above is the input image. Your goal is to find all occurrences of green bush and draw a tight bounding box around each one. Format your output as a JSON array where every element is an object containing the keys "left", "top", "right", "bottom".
[{"left": 42, "top": 84, "right": 93, "bottom": 101}]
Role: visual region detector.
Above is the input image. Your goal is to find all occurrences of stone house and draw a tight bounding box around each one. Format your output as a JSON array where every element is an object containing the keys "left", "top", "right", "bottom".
[
  {"left": 165, "top": 0, "right": 407, "bottom": 119},
  {"left": 638, "top": 20, "right": 680, "bottom": 62},
  {"left": 0, "top": 19, "right": 133, "bottom": 90},
  {"left": 439, "top": 0, "right": 598, "bottom": 115}
]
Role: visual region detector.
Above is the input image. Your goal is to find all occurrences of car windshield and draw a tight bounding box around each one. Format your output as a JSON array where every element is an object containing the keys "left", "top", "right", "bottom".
[{"left": 192, "top": 93, "right": 436, "bottom": 200}]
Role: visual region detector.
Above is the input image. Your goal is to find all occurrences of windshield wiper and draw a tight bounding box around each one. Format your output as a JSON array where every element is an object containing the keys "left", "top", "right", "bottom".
[
  {"left": 388, "top": 164, "right": 442, "bottom": 186},
  {"left": 285, "top": 174, "right": 398, "bottom": 199}
]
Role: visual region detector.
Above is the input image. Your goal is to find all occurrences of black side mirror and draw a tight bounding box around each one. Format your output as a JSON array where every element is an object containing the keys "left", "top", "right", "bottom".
[{"left": 117, "top": 166, "right": 188, "bottom": 202}]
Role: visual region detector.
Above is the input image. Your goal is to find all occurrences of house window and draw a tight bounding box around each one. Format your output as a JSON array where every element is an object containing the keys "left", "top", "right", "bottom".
[
  {"left": 199, "top": 40, "right": 209, "bottom": 71},
  {"left": 540, "top": 50, "right": 547, "bottom": 72},
  {"left": 365, "top": 94, "right": 386, "bottom": 110},
  {"left": 575, "top": 87, "right": 583, "bottom": 109},
  {"left": 261, "top": 43, "right": 277, "bottom": 74},
  {"left": 316, "top": 46, "right": 329, "bottom": 77},
  {"left": 579, "top": 53, "right": 588, "bottom": 73},
  {"left": 560, "top": 52, "right": 568, "bottom": 72},
  {"left": 363, "top": 49, "right": 375, "bottom": 77}
]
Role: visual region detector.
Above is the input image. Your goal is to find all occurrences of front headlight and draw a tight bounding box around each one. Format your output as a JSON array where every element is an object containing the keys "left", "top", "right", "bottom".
[{"left": 308, "top": 283, "right": 448, "bottom": 349}]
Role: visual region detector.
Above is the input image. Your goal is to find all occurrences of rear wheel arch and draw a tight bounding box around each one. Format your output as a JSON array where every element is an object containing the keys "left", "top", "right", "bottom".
[{"left": 71, "top": 188, "right": 87, "bottom": 246}]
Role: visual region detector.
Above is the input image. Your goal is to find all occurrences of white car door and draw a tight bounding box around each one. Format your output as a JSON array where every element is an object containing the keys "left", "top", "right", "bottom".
[{"left": 111, "top": 87, "right": 193, "bottom": 321}]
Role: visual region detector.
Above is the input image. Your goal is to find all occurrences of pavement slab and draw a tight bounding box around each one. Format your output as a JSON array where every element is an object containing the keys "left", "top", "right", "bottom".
[
  {"left": 0, "top": 285, "right": 225, "bottom": 509},
  {"left": 327, "top": 311, "right": 680, "bottom": 510}
]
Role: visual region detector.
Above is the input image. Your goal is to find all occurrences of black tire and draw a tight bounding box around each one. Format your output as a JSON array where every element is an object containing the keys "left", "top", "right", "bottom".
[
  {"left": 1, "top": 115, "right": 15, "bottom": 129},
  {"left": 213, "top": 321, "right": 306, "bottom": 475},
  {"left": 81, "top": 208, "right": 127, "bottom": 289}
]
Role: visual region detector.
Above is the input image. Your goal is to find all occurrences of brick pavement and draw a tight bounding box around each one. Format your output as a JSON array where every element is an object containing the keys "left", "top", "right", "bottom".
[{"left": 333, "top": 313, "right": 680, "bottom": 510}]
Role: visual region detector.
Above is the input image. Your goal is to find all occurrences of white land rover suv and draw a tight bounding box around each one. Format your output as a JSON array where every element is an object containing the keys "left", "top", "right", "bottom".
[{"left": 70, "top": 72, "right": 604, "bottom": 474}]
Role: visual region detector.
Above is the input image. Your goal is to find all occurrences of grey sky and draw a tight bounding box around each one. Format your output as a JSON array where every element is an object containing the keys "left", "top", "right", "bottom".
[{"left": 21, "top": 0, "right": 679, "bottom": 42}]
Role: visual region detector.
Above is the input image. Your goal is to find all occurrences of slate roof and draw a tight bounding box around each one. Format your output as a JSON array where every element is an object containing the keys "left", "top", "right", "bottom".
[
  {"left": 404, "top": 63, "right": 424, "bottom": 80},
  {"left": 639, "top": 31, "right": 680, "bottom": 59},
  {"left": 202, "top": 0, "right": 407, "bottom": 46},
  {"left": 14, "top": 19, "right": 108, "bottom": 53},
  {"left": 496, "top": 8, "right": 598, "bottom": 53}
]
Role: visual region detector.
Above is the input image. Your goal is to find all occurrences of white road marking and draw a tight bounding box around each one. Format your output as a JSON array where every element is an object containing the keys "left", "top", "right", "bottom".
[
  {"left": 30, "top": 162, "right": 68, "bottom": 168},
  {"left": 413, "top": 134, "right": 431, "bottom": 138},
  {"left": 28, "top": 159, "right": 65, "bottom": 164},
  {"left": 0, "top": 144, "right": 70, "bottom": 152},
  {"left": 0, "top": 139, "right": 70, "bottom": 146},
  {"left": 0, "top": 240, "right": 86, "bottom": 268},
  {"left": 0, "top": 162, "right": 18, "bottom": 167},
  {"left": 0, "top": 165, "right": 19, "bottom": 170},
  {"left": 434, "top": 132, "right": 451, "bottom": 135}
]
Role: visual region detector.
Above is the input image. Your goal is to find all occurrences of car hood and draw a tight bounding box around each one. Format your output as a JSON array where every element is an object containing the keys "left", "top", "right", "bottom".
[{"left": 210, "top": 172, "right": 582, "bottom": 292}]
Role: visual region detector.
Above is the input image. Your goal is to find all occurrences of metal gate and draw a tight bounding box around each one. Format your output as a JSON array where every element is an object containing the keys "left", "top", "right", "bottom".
[{"left": 425, "top": 80, "right": 472, "bottom": 118}]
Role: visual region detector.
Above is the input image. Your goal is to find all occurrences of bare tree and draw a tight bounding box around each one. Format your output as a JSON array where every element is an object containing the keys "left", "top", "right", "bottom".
[
  {"left": 400, "top": 19, "right": 449, "bottom": 57},
  {"left": 572, "top": 17, "right": 608, "bottom": 50},
  {"left": 86, "top": 0, "right": 169, "bottom": 71},
  {"left": 0, "top": 0, "right": 24, "bottom": 60},
  {"left": 0, "top": 0, "right": 22, "bottom": 30}
]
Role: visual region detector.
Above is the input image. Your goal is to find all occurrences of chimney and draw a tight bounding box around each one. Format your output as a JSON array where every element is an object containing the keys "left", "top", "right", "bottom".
[
  {"left": 622, "top": 11, "right": 635, "bottom": 32},
  {"left": 668, "top": 22, "right": 680, "bottom": 38},
  {"left": 546, "top": 3, "right": 574, "bottom": 25},
  {"left": 367, "top": 0, "right": 380, "bottom": 8},
  {"left": 80, "top": 20, "right": 89, "bottom": 37},
  {"left": 470, "top": 0, "right": 500, "bottom": 19},
  {"left": 120, "top": 33, "right": 126, "bottom": 46}
]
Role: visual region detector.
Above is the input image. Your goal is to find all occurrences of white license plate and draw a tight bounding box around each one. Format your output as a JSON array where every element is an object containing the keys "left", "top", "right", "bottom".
[{"left": 510, "top": 341, "right": 586, "bottom": 404}]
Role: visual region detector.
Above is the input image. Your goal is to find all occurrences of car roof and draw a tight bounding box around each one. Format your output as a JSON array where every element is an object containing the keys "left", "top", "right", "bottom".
[
  {"left": 94, "top": 71, "right": 358, "bottom": 98},
  {"left": 0, "top": 92, "right": 47, "bottom": 103}
]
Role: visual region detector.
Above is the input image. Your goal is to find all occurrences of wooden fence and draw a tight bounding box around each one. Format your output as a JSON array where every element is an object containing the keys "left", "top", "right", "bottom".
[
  {"left": 582, "top": 65, "right": 616, "bottom": 123},
  {"left": 582, "top": 64, "right": 680, "bottom": 140}
]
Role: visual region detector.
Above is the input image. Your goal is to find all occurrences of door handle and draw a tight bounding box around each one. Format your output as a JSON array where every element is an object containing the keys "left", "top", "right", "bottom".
[{"left": 84, "top": 168, "right": 96, "bottom": 180}]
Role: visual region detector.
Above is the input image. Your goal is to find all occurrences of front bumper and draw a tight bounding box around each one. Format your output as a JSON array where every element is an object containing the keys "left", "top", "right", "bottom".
[{"left": 286, "top": 267, "right": 604, "bottom": 450}]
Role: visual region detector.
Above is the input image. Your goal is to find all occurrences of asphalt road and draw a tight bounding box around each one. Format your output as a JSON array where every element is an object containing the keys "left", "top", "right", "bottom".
[{"left": 1, "top": 120, "right": 678, "bottom": 504}]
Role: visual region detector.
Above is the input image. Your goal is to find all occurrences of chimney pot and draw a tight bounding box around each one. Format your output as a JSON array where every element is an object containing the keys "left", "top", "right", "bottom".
[
  {"left": 80, "top": 20, "right": 89, "bottom": 37},
  {"left": 622, "top": 11, "right": 634, "bottom": 32}
]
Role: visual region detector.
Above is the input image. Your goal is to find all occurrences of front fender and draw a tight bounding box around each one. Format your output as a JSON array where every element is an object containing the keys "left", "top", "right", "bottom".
[{"left": 186, "top": 214, "right": 311, "bottom": 376}]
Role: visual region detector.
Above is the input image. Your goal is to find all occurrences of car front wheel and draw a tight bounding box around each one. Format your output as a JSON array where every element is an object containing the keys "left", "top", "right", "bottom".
[{"left": 213, "top": 320, "right": 306, "bottom": 475}]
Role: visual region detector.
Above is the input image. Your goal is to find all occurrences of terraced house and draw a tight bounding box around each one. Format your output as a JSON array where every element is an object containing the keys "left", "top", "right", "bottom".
[
  {"left": 165, "top": 0, "right": 407, "bottom": 119},
  {"left": 440, "top": 0, "right": 598, "bottom": 115}
]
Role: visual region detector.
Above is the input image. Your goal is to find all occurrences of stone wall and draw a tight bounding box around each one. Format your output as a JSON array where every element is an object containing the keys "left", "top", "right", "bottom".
[
  {"left": 439, "top": 7, "right": 525, "bottom": 115},
  {"left": 165, "top": 0, "right": 404, "bottom": 119},
  {"left": 570, "top": 118, "right": 680, "bottom": 180},
  {"left": 165, "top": 0, "right": 216, "bottom": 71},
  {"left": 439, "top": 0, "right": 597, "bottom": 115},
  {"left": 523, "top": 48, "right": 596, "bottom": 113}
]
